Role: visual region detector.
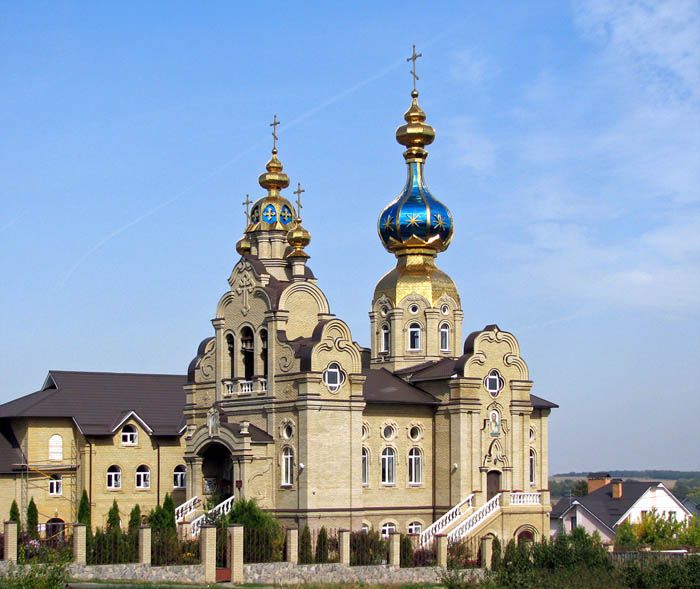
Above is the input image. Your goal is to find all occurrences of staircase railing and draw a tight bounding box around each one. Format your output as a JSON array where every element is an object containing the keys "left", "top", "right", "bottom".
[
  {"left": 190, "top": 495, "right": 236, "bottom": 537},
  {"left": 175, "top": 496, "right": 201, "bottom": 522},
  {"left": 419, "top": 494, "right": 474, "bottom": 547},
  {"left": 510, "top": 492, "right": 541, "bottom": 505},
  {"left": 448, "top": 493, "right": 501, "bottom": 543}
]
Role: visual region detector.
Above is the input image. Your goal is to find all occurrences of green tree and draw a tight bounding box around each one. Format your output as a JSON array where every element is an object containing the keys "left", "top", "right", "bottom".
[
  {"left": 299, "top": 524, "right": 313, "bottom": 564},
  {"left": 106, "top": 499, "right": 121, "bottom": 531},
  {"left": 400, "top": 534, "right": 413, "bottom": 567},
  {"left": 161, "top": 494, "right": 177, "bottom": 536},
  {"left": 128, "top": 504, "right": 141, "bottom": 536},
  {"left": 315, "top": 526, "right": 329, "bottom": 563},
  {"left": 571, "top": 479, "right": 589, "bottom": 496},
  {"left": 614, "top": 520, "right": 639, "bottom": 551},
  {"left": 491, "top": 536, "right": 502, "bottom": 570},
  {"left": 26, "top": 497, "right": 39, "bottom": 539},
  {"left": 9, "top": 499, "right": 21, "bottom": 531},
  {"left": 77, "top": 491, "right": 91, "bottom": 528}
]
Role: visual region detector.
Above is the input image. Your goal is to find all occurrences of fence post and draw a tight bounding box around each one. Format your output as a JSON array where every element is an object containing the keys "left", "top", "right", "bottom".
[
  {"left": 72, "top": 523, "right": 86, "bottom": 565},
  {"left": 339, "top": 529, "right": 350, "bottom": 565},
  {"left": 228, "top": 524, "right": 244, "bottom": 585},
  {"left": 480, "top": 535, "right": 493, "bottom": 570},
  {"left": 436, "top": 534, "right": 448, "bottom": 568},
  {"left": 286, "top": 528, "right": 298, "bottom": 564},
  {"left": 389, "top": 532, "right": 401, "bottom": 568},
  {"left": 138, "top": 525, "right": 152, "bottom": 565},
  {"left": 3, "top": 521, "right": 17, "bottom": 563},
  {"left": 200, "top": 525, "right": 217, "bottom": 584}
]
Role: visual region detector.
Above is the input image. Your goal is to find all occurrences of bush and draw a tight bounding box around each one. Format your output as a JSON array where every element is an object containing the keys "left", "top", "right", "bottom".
[
  {"left": 315, "top": 526, "right": 329, "bottom": 563},
  {"left": 350, "top": 529, "right": 388, "bottom": 565},
  {"left": 1, "top": 561, "right": 69, "bottom": 589},
  {"left": 9, "top": 500, "right": 21, "bottom": 531},
  {"left": 26, "top": 498, "right": 38, "bottom": 539},
  {"left": 400, "top": 533, "right": 413, "bottom": 567},
  {"left": 299, "top": 524, "right": 313, "bottom": 564},
  {"left": 224, "top": 498, "right": 283, "bottom": 562},
  {"left": 77, "top": 491, "right": 91, "bottom": 528}
]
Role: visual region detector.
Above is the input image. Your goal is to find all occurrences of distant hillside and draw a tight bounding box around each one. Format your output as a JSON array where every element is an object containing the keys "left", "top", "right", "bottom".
[{"left": 553, "top": 470, "right": 700, "bottom": 480}]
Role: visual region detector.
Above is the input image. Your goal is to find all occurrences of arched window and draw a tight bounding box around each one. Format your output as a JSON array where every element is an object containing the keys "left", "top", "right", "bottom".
[
  {"left": 408, "top": 323, "right": 421, "bottom": 351},
  {"left": 135, "top": 465, "right": 150, "bottom": 489},
  {"left": 282, "top": 447, "right": 294, "bottom": 486},
  {"left": 380, "top": 324, "right": 390, "bottom": 353},
  {"left": 48, "top": 474, "right": 63, "bottom": 496},
  {"left": 380, "top": 522, "right": 396, "bottom": 538},
  {"left": 106, "top": 465, "right": 121, "bottom": 490},
  {"left": 407, "top": 521, "right": 422, "bottom": 535},
  {"left": 361, "top": 447, "right": 369, "bottom": 486},
  {"left": 381, "top": 447, "right": 396, "bottom": 485},
  {"left": 361, "top": 523, "right": 370, "bottom": 533},
  {"left": 173, "top": 465, "right": 186, "bottom": 489},
  {"left": 529, "top": 449, "right": 536, "bottom": 485},
  {"left": 240, "top": 326, "right": 255, "bottom": 381},
  {"left": 439, "top": 324, "right": 450, "bottom": 352},
  {"left": 48, "top": 434, "right": 63, "bottom": 461},
  {"left": 260, "top": 329, "right": 268, "bottom": 379},
  {"left": 408, "top": 447, "right": 422, "bottom": 485},
  {"left": 226, "top": 334, "right": 235, "bottom": 379},
  {"left": 121, "top": 424, "right": 137, "bottom": 446},
  {"left": 323, "top": 362, "right": 345, "bottom": 392}
]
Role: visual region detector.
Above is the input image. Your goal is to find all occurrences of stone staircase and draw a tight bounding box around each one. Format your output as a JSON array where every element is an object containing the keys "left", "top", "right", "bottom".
[{"left": 190, "top": 495, "right": 236, "bottom": 537}]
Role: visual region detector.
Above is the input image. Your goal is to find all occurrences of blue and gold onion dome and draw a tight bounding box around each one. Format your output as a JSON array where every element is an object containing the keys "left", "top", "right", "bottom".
[
  {"left": 378, "top": 90, "right": 453, "bottom": 255},
  {"left": 246, "top": 148, "right": 299, "bottom": 233}
]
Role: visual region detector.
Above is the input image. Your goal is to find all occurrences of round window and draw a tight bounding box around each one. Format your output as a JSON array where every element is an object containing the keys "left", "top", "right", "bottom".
[
  {"left": 382, "top": 425, "right": 395, "bottom": 440},
  {"left": 409, "top": 304, "right": 419, "bottom": 314},
  {"left": 409, "top": 426, "right": 421, "bottom": 441},
  {"left": 282, "top": 424, "right": 293, "bottom": 439},
  {"left": 380, "top": 306, "right": 389, "bottom": 317},
  {"left": 441, "top": 304, "right": 449, "bottom": 315}
]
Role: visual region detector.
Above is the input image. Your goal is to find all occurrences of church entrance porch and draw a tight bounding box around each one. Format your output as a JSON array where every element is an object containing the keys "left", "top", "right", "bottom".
[
  {"left": 200, "top": 442, "right": 239, "bottom": 502},
  {"left": 487, "top": 470, "right": 501, "bottom": 500}
]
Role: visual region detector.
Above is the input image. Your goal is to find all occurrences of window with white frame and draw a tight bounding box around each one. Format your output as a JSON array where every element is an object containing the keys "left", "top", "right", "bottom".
[
  {"left": 484, "top": 369, "right": 504, "bottom": 397},
  {"left": 408, "top": 447, "right": 422, "bottom": 485},
  {"left": 381, "top": 447, "right": 396, "bottom": 485},
  {"left": 121, "top": 424, "right": 138, "bottom": 446},
  {"left": 529, "top": 449, "right": 536, "bottom": 485},
  {"left": 407, "top": 521, "right": 422, "bottom": 534},
  {"left": 408, "top": 323, "right": 421, "bottom": 351},
  {"left": 282, "top": 447, "right": 294, "bottom": 486},
  {"left": 48, "top": 475, "right": 62, "bottom": 496},
  {"left": 380, "top": 324, "right": 390, "bottom": 353},
  {"left": 48, "top": 434, "right": 63, "bottom": 461},
  {"left": 439, "top": 324, "right": 450, "bottom": 351},
  {"left": 322, "top": 362, "right": 345, "bottom": 392},
  {"left": 380, "top": 522, "right": 396, "bottom": 538},
  {"left": 173, "top": 465, "right": 186, "bottom": 489},
  {"left": 135, "top": 465, "right": 150, "bottom": 489},
  {"left": 361, "top": 447, "right": 369, "bottom": 486},
  {"left": 106, "top": 465, "right": 121, "bottom": 490}
]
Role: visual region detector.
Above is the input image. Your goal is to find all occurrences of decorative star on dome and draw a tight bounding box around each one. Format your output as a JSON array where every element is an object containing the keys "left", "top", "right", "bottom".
[
  {"left": 433, "top": 213, "right": 446, "bottom": 229},
  {"left": 406, "top": 212, "right": 422, "bottom": 227},
  {"left": 382, "top": 215, "right": 393, "bottom": 231}
]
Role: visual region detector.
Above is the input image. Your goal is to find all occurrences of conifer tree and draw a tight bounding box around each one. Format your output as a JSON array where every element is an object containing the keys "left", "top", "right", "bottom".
[
  {"left": 9, "top": 499, "right": 21, "bottom": 531},
  {"left": 106, "top": 499, "right": 121, "bottom": 531},
  {"left": 26, "top": 497, "right": 39, "bottom": 539},
  {"left": 161, "top": 493, "right": 177, "bottom": 536},
  {"left": 128, "top": 504, "right": 141, "bottom": 536},
  {"left": 315, "top": 526, "right": 329, "bottom": 563},
  {"left": 299, "top": 524, "right": 313, "bottom": 564},
  {"left": 77, "top": 490, "right": 91, "bottom": 528},
  {"left": 491, "top": 536, "right": 502, "bottom": 571}
]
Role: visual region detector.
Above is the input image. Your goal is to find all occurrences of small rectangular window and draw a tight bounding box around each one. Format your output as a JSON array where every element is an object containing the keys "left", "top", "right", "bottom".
[{"left": 49, "top": 476, "right": 63, "bottom": 496}]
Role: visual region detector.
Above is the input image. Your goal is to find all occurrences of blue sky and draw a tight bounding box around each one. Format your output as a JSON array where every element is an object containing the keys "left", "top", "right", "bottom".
[{"left": 1, "top": 1, "right": 698, "bottom": 473}]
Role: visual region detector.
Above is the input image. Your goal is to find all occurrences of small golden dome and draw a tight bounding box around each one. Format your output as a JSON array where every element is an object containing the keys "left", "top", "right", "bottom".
[
  {"left": 236, "top": 234, "right": 252, "bottom": 255},
  {"left": 258, "top": 148, "right": 290, "bottom": 194},
  {"left": 286, "top": 222, "right": 311, "bottom": 258},
  {"left": 395, "top": 90, "right": 435, "bottom": 162}
]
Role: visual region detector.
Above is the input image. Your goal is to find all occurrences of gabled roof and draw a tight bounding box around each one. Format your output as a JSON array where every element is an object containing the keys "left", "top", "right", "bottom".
[
  {"left": 0, "top": 371, "right": 188, "bottom": 436},
  {"left": 362, "top": 368, "right": 439, "bottom": 406},
  {"left": 551, "top": 481, "right": 688, "bottom": 530}
]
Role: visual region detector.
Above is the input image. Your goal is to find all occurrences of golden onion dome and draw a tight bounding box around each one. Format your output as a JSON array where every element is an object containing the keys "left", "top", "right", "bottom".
[
  {"left": 286, "top": 222, "right": 311, "bottom": 258},
  {"left": 235, "top": 234, "right": 252, "bottom": 255}
]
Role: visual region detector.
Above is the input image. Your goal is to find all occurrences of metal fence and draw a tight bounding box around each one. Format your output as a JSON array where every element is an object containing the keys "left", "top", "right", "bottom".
[
  {"left": 610, "top": 550, "right": 696, "bottom": 564},
  {"left": 402, "top": 534, "right": 437, "bottom": 567},
  {"left": 151, "top": 530, "right": 200, "bottom": 566},
  {"left": 349, "top": 530, "right": 389, "bottom": 566},
  {"left": 87, "top": 530, "right": 137, "bottom": 565}
]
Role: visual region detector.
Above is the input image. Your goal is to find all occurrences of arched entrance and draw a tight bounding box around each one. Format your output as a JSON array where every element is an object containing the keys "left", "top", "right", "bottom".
[
  {"left": 45, "top": 518, "right": 66, "bottom": 540},
  {"left": 486, "top": 470, "right": 501, "bottom": 500},
  {"left": 515, "top": 527, "right": 536, "bottom": 544},
  {"left": 201, "top": 442, "right": 234, "bottom": 501}
]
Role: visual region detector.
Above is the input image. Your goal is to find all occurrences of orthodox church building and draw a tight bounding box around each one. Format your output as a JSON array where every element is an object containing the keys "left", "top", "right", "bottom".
[{"left": 182, "top": 78, "right": 557, "bottom": 542}]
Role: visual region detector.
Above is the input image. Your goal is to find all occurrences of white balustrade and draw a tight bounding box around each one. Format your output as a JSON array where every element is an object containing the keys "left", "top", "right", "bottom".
[
  {"left": 222, "top": 380, "right": 235, "bottom": 396},
  {"left": 510, "top": 492, "right": 541, "bottom": 505},
  {"left": 258, "top": 378, "right": 267, "bottom": 392},
  {"left": 419, "top": 494, "right": 474, "bottom": 547},
  {"left": 448, "top": 493, "right": 501, "bottom": 543},
  {"left": 190, "top": 495, "right": 236, "bottom": 537},
  {"left": 239, "top": 380, "right": 254, "bottom": 394},
  {"left": 175, "top": 496, "right": 200, "bottom": 522}
]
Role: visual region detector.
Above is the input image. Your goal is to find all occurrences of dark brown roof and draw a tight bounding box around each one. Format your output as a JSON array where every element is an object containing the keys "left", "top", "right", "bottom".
[
  {"left": 362, "top": 368, "right": 439, "bottom": 406},
  {"left": 0, "top": 426, "right": 23, "bottom": 473},
  {"left": 0, "top": 371, "right": 188, "bottom": 436},
  {"left": 221, "top": 422, "right": 274, "bottom": 443},
  {"left": 530, "top": 394, "right": 558, "bottom": 409}
]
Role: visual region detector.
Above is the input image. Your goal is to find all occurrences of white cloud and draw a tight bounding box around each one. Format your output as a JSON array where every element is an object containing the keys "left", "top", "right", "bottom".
[
  {"left": 449, "top": 48, "right": 495, "bottom": 87},
  {"left": 443, "top": 116, "right": 497, "bottom": 172}
]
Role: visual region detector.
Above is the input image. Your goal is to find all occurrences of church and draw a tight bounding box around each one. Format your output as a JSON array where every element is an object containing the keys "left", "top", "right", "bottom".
[{"left": 0, "top": 55, "right": 556, "bottom": 545}]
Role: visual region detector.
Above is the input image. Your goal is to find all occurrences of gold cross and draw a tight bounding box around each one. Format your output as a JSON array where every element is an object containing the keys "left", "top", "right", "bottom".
[
  {"left": 243, "top": 194, "right": 252, "bottom": 223},
  {"left": 407, "top": 44, "right": 422, "bottom": 92},
  {"left": 270, "top": 114, "right": 280, "bottom": 150},
  {"left": 293, "top": 182, "right": 305, "bottom": 218},
  {"left": 263, "top": 206, "right": 275, "bottom": 222}
]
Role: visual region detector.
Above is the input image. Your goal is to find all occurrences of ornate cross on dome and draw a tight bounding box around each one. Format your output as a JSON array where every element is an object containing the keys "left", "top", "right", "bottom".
[
  {"left": 242, "top": 194, "right": 252, "bottom": 223},
  {"left": 270, "top": 114, "right": 280, "bottom": 151},
  {"left": 293, "top": 182, "right": 305, "bottom": 219},
  {"left": 407, "top": 44, "right": 422, "bottom": 91}
]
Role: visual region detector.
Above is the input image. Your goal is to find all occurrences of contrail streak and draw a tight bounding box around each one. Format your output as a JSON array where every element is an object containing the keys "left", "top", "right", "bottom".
[{"left": 59, "top": 22, "right": 465, "bottom": 288}]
